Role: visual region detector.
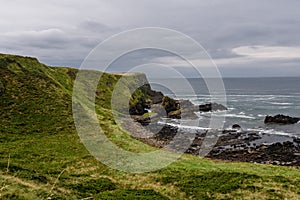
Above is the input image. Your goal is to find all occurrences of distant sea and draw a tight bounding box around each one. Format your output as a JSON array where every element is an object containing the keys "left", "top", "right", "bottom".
[{"left": 150, "top": 77, "right": 300, "bottom": 138}]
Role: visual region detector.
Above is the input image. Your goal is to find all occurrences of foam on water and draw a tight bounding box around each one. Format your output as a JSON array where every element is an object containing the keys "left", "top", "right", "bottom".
[
  {"left": 257, "top": 114, "right": 266, "bottom": 117},
  {"left": 269, "top": 102, "right": 293, "bottom": 105},
  {"left": 247, "top": 128, "right": 293, "bottom": 137},
  {"left": 154, "top": 77, "right": 300, "bottom": 138},
  {"left": 157, "top": 121, "right": 211, "bottom": 131},
  {"left": 213, "top": 113, "right": 256, "bottom": 119}
]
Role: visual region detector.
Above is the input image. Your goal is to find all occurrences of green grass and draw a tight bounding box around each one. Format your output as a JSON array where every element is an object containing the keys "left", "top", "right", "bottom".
[{"left": 0, "top": 53, "right": 299, "bottom": 199}]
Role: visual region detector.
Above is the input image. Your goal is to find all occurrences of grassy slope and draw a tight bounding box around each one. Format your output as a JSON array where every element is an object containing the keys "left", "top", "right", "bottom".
[{"left": 0, "top": 53, "right": 299, "bottom": 199}]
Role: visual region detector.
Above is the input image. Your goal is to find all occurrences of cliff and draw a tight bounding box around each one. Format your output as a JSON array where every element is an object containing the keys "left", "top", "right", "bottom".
[{"left": 0, "top": 53, "right": 299, "bottom": 199}]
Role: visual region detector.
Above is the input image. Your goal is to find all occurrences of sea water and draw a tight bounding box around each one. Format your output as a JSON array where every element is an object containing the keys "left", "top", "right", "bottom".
[{"left": 150, "top": 77, "right": 300, "bottom": 138}]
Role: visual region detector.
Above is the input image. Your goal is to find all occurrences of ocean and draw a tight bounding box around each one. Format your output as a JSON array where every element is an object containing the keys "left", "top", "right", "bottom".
[{"left": 150, "top": 77, "right": 300, "bottom": 138}]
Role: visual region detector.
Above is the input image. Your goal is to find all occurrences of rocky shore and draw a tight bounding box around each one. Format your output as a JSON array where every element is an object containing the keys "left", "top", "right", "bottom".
[
  {"left": 122, "top": 118, "right": 300, "bottom": 167},
  {"left": 125, "top": 84, "right": 300, "bottom": 167}
]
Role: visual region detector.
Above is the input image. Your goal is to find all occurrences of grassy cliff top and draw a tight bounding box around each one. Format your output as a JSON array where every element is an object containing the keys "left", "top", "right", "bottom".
[{"left": 0, "top": 53, "right": 299, "bottom": 199}]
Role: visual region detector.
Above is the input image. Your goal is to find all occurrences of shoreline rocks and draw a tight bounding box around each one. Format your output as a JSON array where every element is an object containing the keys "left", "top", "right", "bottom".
[
  {"left": 264, "top": 114, "right": 300, "bottom": 125},
  {"left": 127, "top": 84, "right": 300, "bottom": 167},
  {"left": 232, "top": 124, "right": 242, "bottom": 130},
  {"left": 126, "top": 114, "right": 300, "bottom": 167}
]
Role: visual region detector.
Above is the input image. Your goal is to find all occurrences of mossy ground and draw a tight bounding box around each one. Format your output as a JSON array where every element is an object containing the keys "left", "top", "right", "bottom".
[{"left": 0, "top": 53, "right": 299, "bottom": 199}]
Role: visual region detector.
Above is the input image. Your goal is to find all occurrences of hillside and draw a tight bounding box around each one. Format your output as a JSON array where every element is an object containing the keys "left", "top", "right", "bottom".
[{"left": 0, "top": 53, "right": 299, "bottom": 199}]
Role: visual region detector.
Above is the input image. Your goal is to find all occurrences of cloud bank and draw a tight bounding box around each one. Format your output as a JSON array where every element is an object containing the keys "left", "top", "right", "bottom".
[{"left": 0, "top": 0, "right": 300, "bottom": 77}]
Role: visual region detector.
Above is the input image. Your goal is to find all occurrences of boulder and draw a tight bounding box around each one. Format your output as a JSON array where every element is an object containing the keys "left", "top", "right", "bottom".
[
  {"left": 168, "top": 110, "right": 181, "bottom": 119},
  {"left": 147, "top": 90, "right": 164, "bottom": 104},
  {"left": 135, "top": 115, "right": 151, "bottom": 126},
  {"left": 179, "top": 100, "right": 198, "bottom": 119},
  {"left": 199, "top": 103, "right": 227, "bottom": 112},
  {"left": 179, "top": 100, "right": 195, "bottom": 109},
  {"left": 232, "top": 124, "right": 242, "bottom": 129},
  {"left": 129, "top": 96, "right": 150, "bottom": 115},
  {"left": 264, "top": 114, "right": 300, "bottom": 125},
  {"left": 162, "top": 96, "right": 180, "bottom": 114}
]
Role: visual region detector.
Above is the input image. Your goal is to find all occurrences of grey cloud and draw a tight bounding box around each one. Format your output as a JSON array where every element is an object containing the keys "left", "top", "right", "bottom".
[{"left": 0, "top": 0, "right": 299, "bottom": 77}]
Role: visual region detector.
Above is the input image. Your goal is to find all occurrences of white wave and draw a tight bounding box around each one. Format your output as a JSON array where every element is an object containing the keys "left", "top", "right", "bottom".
[
  {"left": 247, "top": 128, "right": 293, "bottom": 137},
  {"left": 269, "top": 102, "right": 293, "bottom": 105},
  {"left": 157, "top": 121, "right": 211, "bottom": 131},
  {"left": 257, "top": 114, "right": 265, "bottom": 117},
  {"left": 176, "top": 94, "right": 297, "bottom": 98},
  {"left": 194, "top": 112, "right": 204, "bottom": 119},
  {"left": 196, "top": 110, "right": 227, "bottom": 115},
  {"left": 213, "top": 113, "right": 256, "bottom": 119},
  {"left": 278, "top": 106, "right": 289, "bottom": 109}
]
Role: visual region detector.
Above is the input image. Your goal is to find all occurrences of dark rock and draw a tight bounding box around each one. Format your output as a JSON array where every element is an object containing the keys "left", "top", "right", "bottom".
[
  {"left": 199, "top": 103, "right": 227, "bottom": 112},
  {"left": 179, "top": 100, "right": 195, "bottom": 109},
  {"left": 162, "top": 96, "right": 180, "bottom": 113},
  {"left": 147, "top": 90, "right": 164, "bottom": 104},
  {"left": 178, "top": 100, "right": 198, "bottom": 119},
  {"left": 129, "top": 84, "right": 159, "bottom": 115},
  {"left": 293, "top": 138, "right": 300, "bottom": 144},
  {"left": 134, "top": 115, "right": 151, "bottom": 126},
  {"left": 153, "top": 125, "right": 178, "bottom": 142},
  {"left": 137, "top": 84, "right": 164, "bottom": 104},
  {"left": 232, "top": 124, "right": 241, "bottom": 129},
  {"left": 129, "top": 96, "right": 150, "bottom": 115},
  {"left": 168, "top": 110, "right": 181, "bottom": 119},
  {"left": 264, "top": 114, "right": 300, "bottom": 125}
]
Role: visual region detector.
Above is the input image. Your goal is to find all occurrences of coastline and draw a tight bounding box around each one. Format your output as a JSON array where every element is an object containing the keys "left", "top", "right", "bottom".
[{"left": 121, "top": 117, "right": 300, "bottom": 167}]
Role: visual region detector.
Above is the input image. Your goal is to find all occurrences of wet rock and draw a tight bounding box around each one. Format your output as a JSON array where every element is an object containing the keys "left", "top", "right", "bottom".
[
  {"left": 180, "top": 100, "right": 199, "bottom": 119},
  {"left": 129, "top": 97, "right": 150, "bottom": 115},
  {"left": 162, "top": 96, "right": 180, "bottom": 114},
  {"left": 168, "top": 110, "right": 181, "bottom": 119},
  {"left": 161, "top": 96, "right": 183, "bottom": 119},
  {"left": 134, "top": 115, "right": 151, "bottom": 126},
  {"left": 293, "top": 138, "right": 300, "bottom": 143},
  {"left": 232, "top": 124, "right": 241, "bottom": 129},
  {"left": 153, "top": 125, "right": 178, "bottom": 143},
  {"left": 264, "top": 114, "right": 300, "bottom": 125},
  {"left": 179, "top": 100, "right": 195, "bottom": 109},
  {"left": 147, "top": 90, "right": 164, "bottom": 104},
  {"left": 199, "top": 103, "right": 227, "bottom": 112}
]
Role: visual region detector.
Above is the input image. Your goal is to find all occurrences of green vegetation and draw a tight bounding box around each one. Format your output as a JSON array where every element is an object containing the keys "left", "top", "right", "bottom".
[{"left": 0, "top": 53, "right": 299, "bottom": 199}]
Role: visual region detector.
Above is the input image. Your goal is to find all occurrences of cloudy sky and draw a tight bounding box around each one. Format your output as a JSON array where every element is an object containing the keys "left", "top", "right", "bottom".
[{"left": 1, "top": 0, "right": 300, "bottom": 77}]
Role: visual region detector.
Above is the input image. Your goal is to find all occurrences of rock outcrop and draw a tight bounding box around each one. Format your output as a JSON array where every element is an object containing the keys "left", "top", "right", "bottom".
[
  {"left": 264, "top": 114, "right": 300, "bottom": 125},
  {"left": 161, "top": 97, "right": 198, "bottom": 119},
  {"left": 161, "top": 96, "right": 180, "bottom": 114},
  {"left": 232, "top": 124, "right": 242, "bottom": 129},
  {"left": 199, "top": 103, "right": 227, "bottom": 112},
  {"left": 129, "top": 84, "right": 164, "bottom": 115},
  {"left": 146, "top": 89, "right": 164, "bottom": 104}
]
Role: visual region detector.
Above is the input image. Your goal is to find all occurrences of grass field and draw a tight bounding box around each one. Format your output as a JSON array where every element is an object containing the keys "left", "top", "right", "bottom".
[{"left": 0, "top": 53, "right": 299, "bottom": 199}]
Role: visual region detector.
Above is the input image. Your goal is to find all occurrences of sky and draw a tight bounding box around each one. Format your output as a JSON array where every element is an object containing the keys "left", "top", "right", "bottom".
[{"left": 0, "top": 0, "right": 300, "bottom": 77}]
